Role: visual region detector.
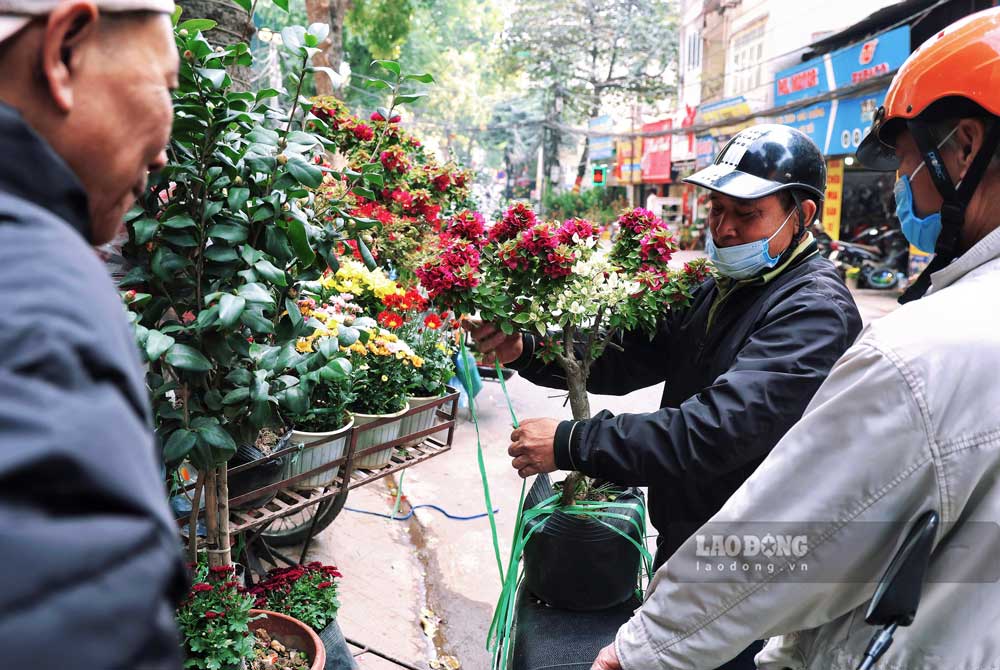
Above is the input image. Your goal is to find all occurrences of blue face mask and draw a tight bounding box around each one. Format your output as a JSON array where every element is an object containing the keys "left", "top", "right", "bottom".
[
  {"left": 706, "top": 207, "right": 795, "bottom": 280},
  {"left": 894, "top": 125, "right": 961, "bottom": 254}
]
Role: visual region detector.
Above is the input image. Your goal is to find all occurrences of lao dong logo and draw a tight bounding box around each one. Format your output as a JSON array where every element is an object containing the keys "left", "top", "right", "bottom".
[{"left": 696, "top": 533, "right": 808, "bottom": 559}]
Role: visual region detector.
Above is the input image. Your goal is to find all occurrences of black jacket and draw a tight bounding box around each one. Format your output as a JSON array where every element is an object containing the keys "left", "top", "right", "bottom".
[
  {"left": 0, "top": 103, "right": 186, "bottom": 668},
  {"left": 512, "top": 244, "right": 862, "bottom": 566}
]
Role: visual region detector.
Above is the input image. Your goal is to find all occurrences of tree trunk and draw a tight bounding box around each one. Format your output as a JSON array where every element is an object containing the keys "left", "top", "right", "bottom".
[
  {"left": 307, "top": 0, "right": 351, "bottom": 97},
  {"left": 178, "top": 1, "right": 255, "bottom": 89},
  {"left": 559, "top": 357, "right": 590, "bottom": 506},
  {"left": 206, "top": 465, "right": 233, "bottom": 568}
]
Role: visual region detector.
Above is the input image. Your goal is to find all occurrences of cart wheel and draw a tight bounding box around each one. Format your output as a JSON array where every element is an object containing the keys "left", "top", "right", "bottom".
[{"left": 260, "top": 494, "right": 345, "bottom": 547}]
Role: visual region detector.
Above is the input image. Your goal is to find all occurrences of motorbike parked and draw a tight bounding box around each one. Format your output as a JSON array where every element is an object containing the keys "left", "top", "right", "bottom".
[{"left": 828, "top": 228, "right": 909, "bottom": 290}]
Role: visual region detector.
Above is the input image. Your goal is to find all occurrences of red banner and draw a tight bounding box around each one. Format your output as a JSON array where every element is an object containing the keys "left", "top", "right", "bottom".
[{"left": 641, "top": 119, "right": 672, "bottom": 184}]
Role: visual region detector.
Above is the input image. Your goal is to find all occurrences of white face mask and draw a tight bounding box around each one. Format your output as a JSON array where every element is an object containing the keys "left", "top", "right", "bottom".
[{"left": 705, "top": 207, "right": 796, "bottom": 280}]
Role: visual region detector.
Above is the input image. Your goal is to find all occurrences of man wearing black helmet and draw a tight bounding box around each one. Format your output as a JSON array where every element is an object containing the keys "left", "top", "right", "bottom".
[{"left": 470, "top": 123, "right": 861, "bottom": 668}]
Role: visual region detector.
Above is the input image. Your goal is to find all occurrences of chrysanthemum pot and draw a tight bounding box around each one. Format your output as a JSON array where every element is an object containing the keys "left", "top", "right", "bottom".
[
  {"left": 351, "top": 401, "right": 410, "bottom": 469},
  {"left": 284, "top": 418, "right": 355, "bottom": 490},
  {"left": 398, "top": 387, "right": 451, "bottom": 447},
  {"left": 248, "top": 609, "right": 326, "bottom": 670}
]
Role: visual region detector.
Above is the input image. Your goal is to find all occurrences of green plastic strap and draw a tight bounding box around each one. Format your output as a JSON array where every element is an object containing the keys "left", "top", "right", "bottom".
[
  {"left": 459, "top": 336, "right": 506, "bottom": 584},
  {"left": 495, "top": 360, "right": 519, "bottom": 429}
]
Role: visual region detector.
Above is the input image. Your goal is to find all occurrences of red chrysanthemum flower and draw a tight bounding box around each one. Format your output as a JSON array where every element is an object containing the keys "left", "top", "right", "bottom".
[
  {"left": 423, "top": 313, "right": 443, "bottom": 329},
  {"left": 377, "top": 310, "right": 404, "bottom": 329}
]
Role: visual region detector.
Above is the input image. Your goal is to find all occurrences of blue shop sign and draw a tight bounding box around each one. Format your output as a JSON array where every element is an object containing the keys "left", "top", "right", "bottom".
[
  {"left": 774, "top": 25, "right": 910, "bottom": 106},
  {"left": 774, "top": 90, "right": 884, "bottom": 155}
]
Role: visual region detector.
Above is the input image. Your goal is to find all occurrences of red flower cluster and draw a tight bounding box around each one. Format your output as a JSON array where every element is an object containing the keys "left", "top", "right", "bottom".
[
  {"left": 489, "top": 203, "right": 537, "bottom": 242},
  {"left": 352, "top": 123, "right": 375, "bottom": 142},
  {"left": 352, "top": 201, "right": 394, "bottom": 227},
  {"left": 370, "top": 111, "right": 402, "bottom": 123},
  {"left": 248, "top": 562, "right": 342, "bottom": 609},
  {"left": 380, "top": 146, "right": 411, "bottom": 173},
  {"left": 519, "top": 223, "right": 557, "bottom": 256},
  {"left": 191, "top": 583, "right": 214, "bottom": 593},
  {"left": 423, "top": 313, "right": 443, "bottom": 329},
  {"left": 204, "top": 611, "right": 223, "bottom": 620},
  {"left": 640, "top": 226, "right": 675, "bottom": 265},
  {"left": 442, "top": 210, "right": 486, "bottom": 242},
  {"left": 636, "top": 264, "right": 671, "bottom": 290},
  {"left": 432, "top": 172, "right": 451, "bottom": 192},
  {"left": 382, "top": 288, "right": 428, "bottom": 312},
  {"left": 543, "top": 245, "right": 576, "bottom": 278},
  {"left": 618, "top": 208, "right": 662, "bottom": 235},
  {"left": 683, "top": 261, "right": 711, "bottom": 283},
  {"left": 377, "top": 310, "right": 404, "bottom": 329},
  {"left": 556, "top": 218, "right": 597, "bottom": 244},
  {"left": 416, "top": 239, "right": 481, "bottom": 300}
]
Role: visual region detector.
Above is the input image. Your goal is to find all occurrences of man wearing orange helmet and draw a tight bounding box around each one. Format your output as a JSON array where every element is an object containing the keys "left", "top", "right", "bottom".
[{"left": 591, "top": 7, "right": 1000, "bottom": 670}]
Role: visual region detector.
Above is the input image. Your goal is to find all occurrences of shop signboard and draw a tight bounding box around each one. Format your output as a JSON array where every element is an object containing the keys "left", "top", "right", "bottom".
[
  {"left": 774, "top": 25, "right": 910, "bottom": 155},
  {"left": 697, "top": 96, "right": 752, "bottom": 138},
  {"left": 589, "top": 115, "right": 615, "bottom": 161},
  {"left": 695, "top": 135, "right": 717, "bottom": 169},
  {"left": 641, "top": 119, "right": 673, "bottom": 184},
  {"left": 823, "top": 158, "right": 844, "bottom": 240},
  {"left": 613, "top": 137, "right": 644, "bottom": 184}
]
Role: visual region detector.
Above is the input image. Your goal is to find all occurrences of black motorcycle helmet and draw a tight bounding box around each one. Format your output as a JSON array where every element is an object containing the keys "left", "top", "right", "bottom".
[{"left": 684, "top": 124, "right": 826, "bottom": 202}]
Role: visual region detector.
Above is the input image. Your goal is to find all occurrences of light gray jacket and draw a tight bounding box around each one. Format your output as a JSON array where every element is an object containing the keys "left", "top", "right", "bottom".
[{"left": 616, "top": 225, "right": 1000, "bottom": 670}]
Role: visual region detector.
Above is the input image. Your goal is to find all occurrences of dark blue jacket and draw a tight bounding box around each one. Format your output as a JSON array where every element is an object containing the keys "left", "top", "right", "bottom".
[
  {"left": 512, "top": 243, "right": 862, "bottom": 567},
  {"left": 0, "top": 103, "right": 186, "bottom": 669}
]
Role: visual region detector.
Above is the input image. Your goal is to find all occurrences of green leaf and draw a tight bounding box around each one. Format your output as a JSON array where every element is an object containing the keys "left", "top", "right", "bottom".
[
  {"left": 286, "top": 157, "right": 324, "bottom": 188},
  {"left": 285, "top": 297, "right": 303, "bottom": 329},
  {"left": 318, "top": 337, "right": 339, "bottom": 359},
  {"left": 254, "top": 259, "right": 287, "bottom": 286},
  {"left": 208, "top": 224, "right": 248, "bottom": 244},
  {"left": 247, "top": 127, "right": 279, "bottom": 145},
  {"left": 164, "top": 344, "right": 213, "bottom": 372},
  {"left": 251, "top": 376, "right": 270, "bottom": 402},
  {"left": 218, "top": 294, "right": 246, "bottom": 328},
  {"left": 226, "top": 368, "right": 253, "bottom": 386},
  {"left": 240, "top": 308, "right": 275, "bottom": 334},
  {"left": 395, "top": 93, "right": 427, "bottom": 105},
  {"left": 277, "top": 385, "right": 309, "bottom": 415},
  {"left": 337, "top": 326, "right": 359, "bottom": 347},
  {"left": 151, "top": 247, "right": 188, "bottom": 280},
  {"left": 273, "top": 0, "right": 289, "bottom": 10},
  {"left": 237, "top": 282, "right": 273, "bottom": 304},
  {"left": 373, "top": 60, "right": 401, "bottom": 76},
  {"left": 161, "top": 214, "right": 197, "bottom": 230},
  {"left": 119, "top": 267, "right": 150, "bottom": 288},
  {"left": 163, "top": 429, "right": 197, "bottom": 464},
  {"left": 196, "top": 421, "right": 236, "bottom": 461},
  {"left": 362, "top": 171, "right": 384, "bottom": 187},
  {"left": 227, "top": 187, "right": 250, "bottom": 211},
  {"left": 196, "top": 68, "right": 227, "bottom": 89},
  {"left": 132, "top": 217, "right": 159, "bottom": 244},
  {"left": 352, "top": 186, "right": 377, "bottom": 201},
  {"left": 403, "top": 73, "right": 435, "bottom": 83},
  {"left": 231, "top": 0, "right": 251, "bottom": 12},
  {"left": 280, "top": 26, "right": 304, "bottom": 51},
  {"left": 160, "top": 231, "right": 198, "bottom": 247},
  {"left": 193, "top": 305, "right": 219, "bottom": 330},
  {"left": 320, "top": 357, "right": 352, "bottom": 382},
  {"left": 356, "top": 237, "right": 376, "bottom": 270},
  {"left": 145, "top": 330, "right": 175, "bottom": 361},
  {"left": 512, "top": 312, "right": 532, "bottom": 324},
  {"left": 222, "top": 387, "right": 250, "bottom": 405},
  {"left": 286, "top": 218, "right": 315, "bottom": 267},
  {"left": 179, "top": 19, "right": 217, "bottom": 33},
  {"left": 204, "top": 244, "right": 239, "bottom": 263},
  {"left": 364, "top": 78, "right": 392, "bottom": 91}
]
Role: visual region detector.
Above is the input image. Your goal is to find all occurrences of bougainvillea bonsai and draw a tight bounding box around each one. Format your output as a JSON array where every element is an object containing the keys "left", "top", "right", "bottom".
[{"left": 417, "top": 204, "right": 712, "bottom": 503}]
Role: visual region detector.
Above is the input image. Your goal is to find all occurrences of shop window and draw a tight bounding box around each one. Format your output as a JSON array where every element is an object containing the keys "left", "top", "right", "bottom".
[
  {"left": 727, "top": 20, "right": 766, "bottom": 96},
  {"left": 686, "top": 30, "right": 702, "bottom": 72}
]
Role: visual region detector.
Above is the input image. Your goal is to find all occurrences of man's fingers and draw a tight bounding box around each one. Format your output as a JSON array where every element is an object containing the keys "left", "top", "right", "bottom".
[
  {"left": 460, "top": 318, "right": 481, "bottom": 333},
  {"left": 509, "top": 428, "right": 521, "bottom": 442},
  {"left": 511, "top": 455, "right": 532, "bottom": 470},
  {"left": 508, "top": 442, "right": 524, "bottom": 457},
  {"left": 517, "top": 466, "right": 536, "bottom": 479}
]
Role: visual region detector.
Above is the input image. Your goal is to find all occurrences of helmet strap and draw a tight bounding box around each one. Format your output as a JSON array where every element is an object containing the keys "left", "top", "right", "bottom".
[{"left": 899, "top": 118, "right": 1000, "bottom": 304}]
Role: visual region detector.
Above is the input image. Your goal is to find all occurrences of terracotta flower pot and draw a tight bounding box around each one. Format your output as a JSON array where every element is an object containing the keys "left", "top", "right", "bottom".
[
  {"left": 248, "top": 609, "right": 326, "bottom": 670},
  {"left": 284, "top": 418, "right": 355, "bottom": 490},
  {"left": 351, "top": 401, "right": 409, "bottom": 469}
]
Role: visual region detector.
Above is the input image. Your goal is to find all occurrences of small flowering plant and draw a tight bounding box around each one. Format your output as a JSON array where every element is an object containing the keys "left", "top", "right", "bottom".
[
  {"left": 248, "top": 562, "right": 342, "bottom": 633},
  {"left": 399, "top": 313, "right": 459, "bottom": 397},
  {"left": 317, "top": 258, "right": 404, "bottom": 315},
  {"left": 418, "top": 204, "right": 712, "bottom": 504},
  {"left": 348, "top": 325, "right": 424, "bottom": 415},
  {"left": 176, "top": 564, "right": 258, "bottom": 669}
]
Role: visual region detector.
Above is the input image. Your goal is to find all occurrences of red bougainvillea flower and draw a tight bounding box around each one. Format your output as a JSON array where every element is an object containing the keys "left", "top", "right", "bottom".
[
  {"left": 377, "top": 310, "right": 404, "bottom": 329},
  {"left": 443, "top": 210, "right": 486, "bottom": 243},
  {"left": 518, "top": 223, "right": 559, "bottom": 256},
  {"left": 556, "top": 218, "right": 597, "bottom": 244},
  {"left": 389, "top": 188, "right": 414, "bottom": 210},
  {"left": 543, "top": 244, "right": 576, "bottom": 278},
  {"left": 617, "top": 208, "right": 662, "bottom": 235},
  {"left": 640, "top": 226, "right": 675, "bottom": 265},
  {"left": 423, "top": 313, "right": 443, "bottom": 329},
  {"left": 351, "top": 123, "right": 375, "bottom": 142},
  {"left": 489, "top": 203, "right": 538, "bottom": 242},
  {"left": 380, "top": 146, "right": 411, "bottom": 173},
  {"left": 432, "top": 173, "right": 451, "bottom": 192}
]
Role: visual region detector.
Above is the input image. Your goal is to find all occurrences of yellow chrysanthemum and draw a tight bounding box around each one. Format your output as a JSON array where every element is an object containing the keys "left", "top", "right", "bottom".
[{"left": 296, "top": 338, "right": 313, "bottom": 353}]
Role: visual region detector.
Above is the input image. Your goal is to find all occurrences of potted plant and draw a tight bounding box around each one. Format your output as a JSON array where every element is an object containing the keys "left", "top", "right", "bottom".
[
  {"left": 281, "top": 297, "right": 362, "bottom": 490},
  {"left": 249, "top": 562, "right": 346, "bottom": 669},
  {"left": 345, "top": 324, "right": 422, "bottom": 468},
  {"left": 177, "top": 563, "right": 258, "bottom": 669},
  {"left": 398, "top": 311, "right": 458, "bottom": 447}
]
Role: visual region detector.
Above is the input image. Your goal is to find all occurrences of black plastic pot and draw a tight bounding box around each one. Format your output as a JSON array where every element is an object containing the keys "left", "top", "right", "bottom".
[
  {"left": 228, "top": 437, "right": 288, "bottom": 510},
  {"left": 319, "top": 620, "right": 358, "bottom": 670},
  {"left": 521, "top": 474, "right": 645, "bottom": 611}
]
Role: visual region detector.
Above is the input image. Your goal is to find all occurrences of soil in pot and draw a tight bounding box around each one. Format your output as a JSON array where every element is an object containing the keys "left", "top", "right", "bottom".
[
  {"left": 521, "top": 473, "right": 645, "bottom": 611},
  {"left": 251, "top": 627, "right": 310, "bottom": 670}
]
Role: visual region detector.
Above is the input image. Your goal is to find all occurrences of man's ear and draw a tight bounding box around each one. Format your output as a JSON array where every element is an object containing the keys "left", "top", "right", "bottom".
[
  {"left": 802, "top": 198, "right": 818, "bottom": 225},
  {"left": 39, "top": 1, "right": 100, "bottom": 112},
  {"left": 953, "top": 117, "right": 988, "bottom": 180}
]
